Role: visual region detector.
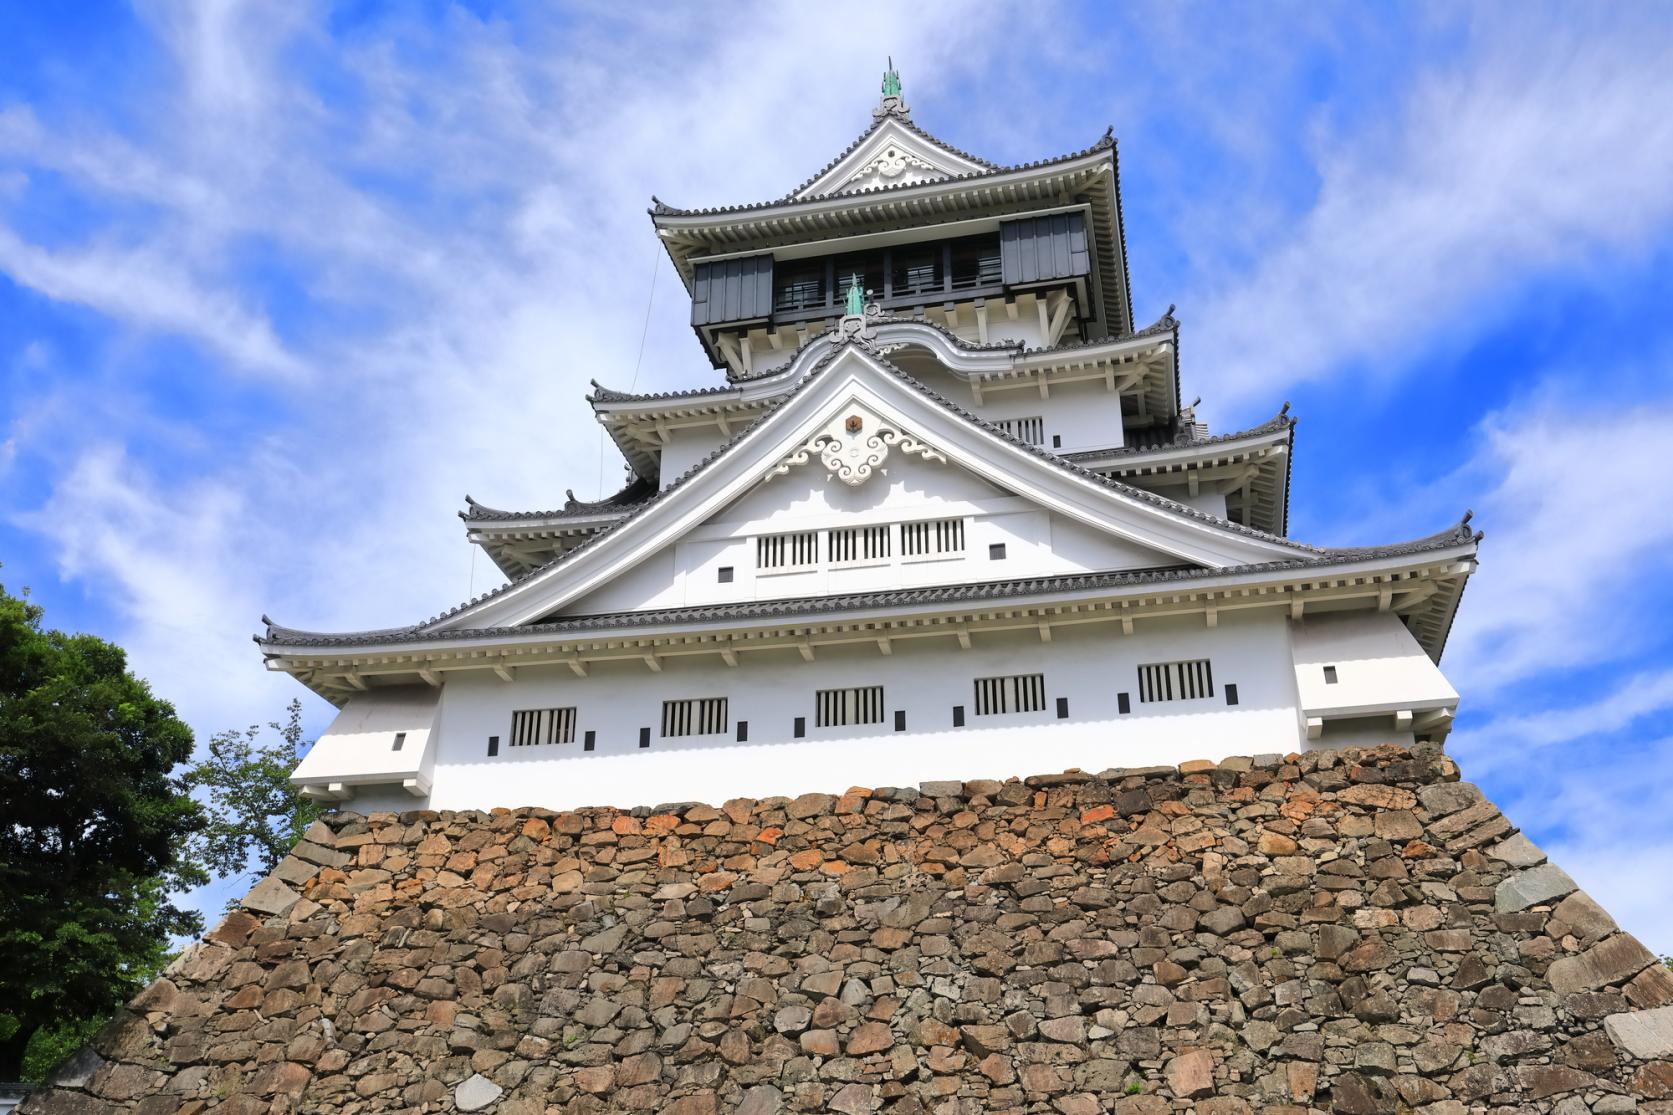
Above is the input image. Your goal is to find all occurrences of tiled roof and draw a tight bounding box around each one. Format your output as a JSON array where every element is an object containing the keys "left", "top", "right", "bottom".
[
  {"left": 589, "top": 308, "right": 1178, "bottom": 409},
  {"left": 1064, "top": 404, "right": 1293, "bottom": 464},
  {"left": 649, "top": 129, "right": 1116, "bottom": 220},
  {"left": 459, "top": 477, "right": 658, "bottom": 524},
  {"left": 262, "top": 520, "right": 1477, "bottom": 649}
]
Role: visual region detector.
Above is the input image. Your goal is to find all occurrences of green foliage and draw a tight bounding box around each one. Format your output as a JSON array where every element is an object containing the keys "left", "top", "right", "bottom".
[
  {"left": 20, "top": 1013, "right": 108, "bottom": 1083},
  {"left": 1125, "top": 1080, "right": 1143, "bottom": 1095},
  {"left": 0, "top": 579, "right": 205, "bottom": 1081},
  {"left": 184, "top": 699, "right": 322, "bottom": 897}
]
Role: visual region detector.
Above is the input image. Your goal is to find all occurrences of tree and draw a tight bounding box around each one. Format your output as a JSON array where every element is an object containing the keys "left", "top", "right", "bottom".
[
  {"left": 0, "top": 580, "right": 206, "bottom": 1081},
  {"left": 184, "top": 699, "right": 322, "bottom": 892}
]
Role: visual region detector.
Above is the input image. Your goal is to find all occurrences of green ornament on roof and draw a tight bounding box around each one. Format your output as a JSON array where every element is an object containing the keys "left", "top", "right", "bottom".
[
  {"left": 881, "top": 57, "right": 901, "bottom": 98},
  {"left": 844, "top": 276, "right": 865, "bottom": 316}
]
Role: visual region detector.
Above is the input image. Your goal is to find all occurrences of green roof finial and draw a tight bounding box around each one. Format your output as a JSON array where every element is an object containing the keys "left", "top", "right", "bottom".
[
  {"left": 881, "top": 57, "right": 901, "bottom": 99},
  {"left": 844, "top": 275, "right": 865, "bottom": 316}
]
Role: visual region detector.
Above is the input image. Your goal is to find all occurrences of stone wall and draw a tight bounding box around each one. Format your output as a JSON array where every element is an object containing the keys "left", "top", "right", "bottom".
[{"left": 23, "top": 744, "right": 1673, "bottom": 1114}]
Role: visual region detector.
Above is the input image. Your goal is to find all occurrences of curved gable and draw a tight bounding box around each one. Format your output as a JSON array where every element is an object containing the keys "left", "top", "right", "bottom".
[{"left": 427, "top": 343, "right": 1309, "bottom": 633}]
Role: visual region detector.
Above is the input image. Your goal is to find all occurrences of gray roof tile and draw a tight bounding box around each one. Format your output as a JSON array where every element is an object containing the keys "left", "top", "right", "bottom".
[{"left": 263, "top": 520, "right": 1478, "bottom": 649}]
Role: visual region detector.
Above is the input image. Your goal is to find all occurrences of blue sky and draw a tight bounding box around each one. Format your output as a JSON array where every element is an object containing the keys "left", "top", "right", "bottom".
[{"left": 3, "top": 2, "right": 1672, "bottom": 947}]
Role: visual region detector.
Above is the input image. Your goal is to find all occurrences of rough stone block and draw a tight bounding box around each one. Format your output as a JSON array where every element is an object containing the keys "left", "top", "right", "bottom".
[
  {"left": 1485, "top": 831, "right": 1546, "bottom": 868},
  {"left": 1494, "top": 863, "right": 1578, "bottom": 912},
  {"left": 1550, "top": 934, "right": 1657, "bottom": 993},
  {"left": 455, "top": 1074, "right": 503, "bottom": 1111},
  {"left": 1608, "top": 1007, "right": 1673, "bottom": 1060},
  {"left": 240, "top": 877, "right": 300, "bottom": 916}
]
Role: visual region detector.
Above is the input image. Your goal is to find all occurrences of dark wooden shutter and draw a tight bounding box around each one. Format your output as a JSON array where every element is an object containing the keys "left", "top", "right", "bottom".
[
  {"left": 999, "top": 212, "right": 1091, "bottom": 286},
  {"left": 691, "top": 254, "right": 774, "bottom": 326}
]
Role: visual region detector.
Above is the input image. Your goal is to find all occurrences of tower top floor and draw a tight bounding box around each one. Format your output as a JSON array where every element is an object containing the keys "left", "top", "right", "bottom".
[{"left": 650, "top": 68, "right": 1133, "bottom": 377}]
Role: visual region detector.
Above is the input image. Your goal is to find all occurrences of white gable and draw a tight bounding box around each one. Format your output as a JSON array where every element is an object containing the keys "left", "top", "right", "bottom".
[
  {"left": 431, "top": 344, "right": 1308, "bottom": 633},
  {"left": 561, "top": 445, "right": 1179, "bottom": 617},
  {"left": 794, "top": 118, "right": 989, "bottom": 199}
]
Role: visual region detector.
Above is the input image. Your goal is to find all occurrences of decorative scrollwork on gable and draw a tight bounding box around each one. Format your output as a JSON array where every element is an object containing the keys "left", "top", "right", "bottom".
[
  {"left": 840, "top": 144, "right": 943, "bottom": 192},
  {"left": 768, "top": 404, "right": 946, "bottom": 487}
]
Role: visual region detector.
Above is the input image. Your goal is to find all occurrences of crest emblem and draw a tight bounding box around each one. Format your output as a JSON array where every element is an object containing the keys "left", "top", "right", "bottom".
[{"left": 845, "top": 415, "right": 864, "bottom": 434}]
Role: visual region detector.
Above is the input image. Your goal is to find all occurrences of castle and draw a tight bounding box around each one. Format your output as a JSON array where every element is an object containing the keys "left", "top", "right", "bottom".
[{"left": 260, "top": 69, "right": 1479, "bottom": 813}]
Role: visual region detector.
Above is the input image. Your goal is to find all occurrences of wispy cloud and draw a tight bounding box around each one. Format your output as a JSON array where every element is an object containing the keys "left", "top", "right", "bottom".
[
  {"left": 1188, "top": 12, "right": 1673, "bottom": 413},
  {"left": 1443, "top": 396, "right": 1673, "bottom": 694},
  {"left": 0, "top": 224, "right": 305, "bottom": 377},
  {"left": 0, "top": 1, "right": 1043, "bottom": 735}
]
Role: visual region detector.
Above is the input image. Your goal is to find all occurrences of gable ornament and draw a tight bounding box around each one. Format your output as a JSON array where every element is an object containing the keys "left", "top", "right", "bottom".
[
  {"left": 873, "top": 57, "right": 911, "bottom": 121},
  {"left": 769, "top": 402, "right": 945, "bottom": 487}
]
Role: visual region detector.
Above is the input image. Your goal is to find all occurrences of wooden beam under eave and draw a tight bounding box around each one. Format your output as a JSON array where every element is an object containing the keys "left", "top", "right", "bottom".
[
  {"left": 643, "top": 654, "right": 662, "bottom": 673},
  {"left": 565, "top": 657, "right": 588, "bottom": 678},
  {"left": 956, "top": 629, "right": 972, "bottom": 650},
  {"left": 1038, "top": 622, "right": 1052, "bottom": 643},
  {"left": 798, "top": 642, "right": 815, "bottom": 663},
  {"left": 720, "top": 647, "right": 737, "bottom": 667},
  {"left": 418, "top": 668, "right": 441, "bottom": 688},
  {"left": 877, "top": 637, "right": 892, "bottom": 656},
  {"left": 1291, "top": 598, "right": 1305, "bottom": 621},
  {"left": 341, "top": 672, "right": 368, "bottom": 691},
  {"left": 1205, "top": 607, "right": 1217, "bottom": 629},
  {"left": 493, "top": 662, "right": 515, "bottom": 683}
]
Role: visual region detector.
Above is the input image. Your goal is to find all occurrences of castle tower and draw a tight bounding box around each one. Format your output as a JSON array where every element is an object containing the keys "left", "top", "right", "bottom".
[{"left": 259, "top": 71, "right": 1480, "bottom": 812}]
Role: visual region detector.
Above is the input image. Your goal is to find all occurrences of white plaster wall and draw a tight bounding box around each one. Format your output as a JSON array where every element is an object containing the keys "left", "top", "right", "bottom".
[
  {"left": 561, "top": 454, "right": 1176, "bottom": 617},
  {"left": 1291, "top": 611, "right": 1458, "bottom": 717},
  {"left": 659, "top": 426, "right": 730, "bottom": 489},
  {"left": 341, "top": 611, "right": 1309, "bottom": 814},
  {"left": 888, "top": 352, "right": 1125, "bottom": 455},
  {"left": 293, "top": 687, "right": 439, "bottom": 789}
]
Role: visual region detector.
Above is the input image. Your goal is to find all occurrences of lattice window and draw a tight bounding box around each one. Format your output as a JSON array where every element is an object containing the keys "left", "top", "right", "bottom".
[
  {"left": 900, "top": 517, "right": 965, "bottom": 558},
  {"left": 1137, "top": 659, "right": 1215, "bottom": 703},
  {"left": 510, "top": 707, "right": 577, "bottom": 746},
  {"left": 973, "top": 673, "right": 1047, "bottom": 716},
  {"left": 757, "top": 530, "right": 819, "bottom": 571},
  {"left": 815, "top": 686, "right": 885, "bottom": 727},
  {"left": 828, "top": 525, "right": 891, "bottom": 565},
  {"left": 993, "top": 416, "right": 1045, "bottom": 445},
  {"left": 661, "top": 697, "right": 729, "bottom": 738}
]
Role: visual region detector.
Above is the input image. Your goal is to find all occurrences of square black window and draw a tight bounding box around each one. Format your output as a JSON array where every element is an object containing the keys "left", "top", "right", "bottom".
[
  {"left": 737, "top": 720, "right": 749, "bottom": 742},
  {"left": 793, "top": 717, "right": 806, "bottom": 739},
  {"left": 1323, "top": 665, "right": 1339, "bottom": 684},
  {"left": 583, "top": 730, "right": 596, "bottom": 752},
  {"left": 391, "top": 731, "right": 406, "bottom": 752},
  {"left": 894, "top": 709, "right": 906, "bottom": 732},
  {"left": 989, "top": 543, "right": 1007, "bottom": 560},
  {"left": 1055, "top": 697, "right": 1069, "bottom": 719},
  {"left": 1052, "top": 434, "right": 1062, "bottom": 448},
  {"left": 718, "top": 566, "right": 734, "bottom": 583},
  {"left": 1117, "top": 693, "right": 1131, "bottom": 715},
  {"left": 639, "top": 727, "right": 651, "bottom": 749},
  {"left": 487, "top": 735, "right": 500, "bottom": 757},
  {"left": 952, "top": 705, "right": 965, "bottom": 727},
  {"left": 1225, "top": 684, "right": 1240, "bottom": 707}
]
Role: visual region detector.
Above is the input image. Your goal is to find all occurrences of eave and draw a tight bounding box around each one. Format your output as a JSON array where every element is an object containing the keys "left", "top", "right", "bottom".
[
  {"left": 591, "top": 315, "right": 1179, "bottom": 480},
  {"left": 260, "top": 540, "right": 1478, "bottom": 705},
  {"left": 1069, "top": 412, "right": 1295, "bottom": 536}
]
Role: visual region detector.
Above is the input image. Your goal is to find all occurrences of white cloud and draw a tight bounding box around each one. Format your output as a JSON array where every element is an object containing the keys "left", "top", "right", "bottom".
[
  {"left": 1453, "top": 723, "right": 1673, "bottom": 955},
  {"left": 0, "top": 224, "right": 306, "bottom": 378},
  {"left": 0, "top": 1, "right": 1048, "bottom": 739},
  {"left": 1188, "top": 15, "right": 1673, "bottom": 414},
  {"left": 1441, "top": 397, "right": 1673, "bottom": 693}
]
